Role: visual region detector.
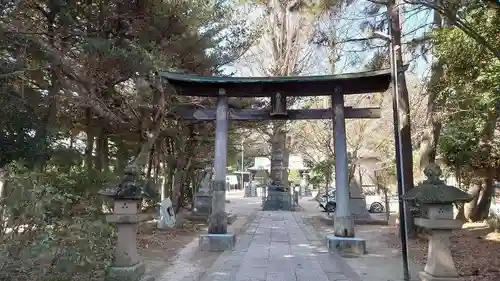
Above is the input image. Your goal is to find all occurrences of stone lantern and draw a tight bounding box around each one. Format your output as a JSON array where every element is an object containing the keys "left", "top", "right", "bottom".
[
  {"left": 98, "top": 164, "right": 154, "bottom": 281},
  {"left": 402, "top": 163, "right": 472, "bottom": 281},
  {"left": 192, "top": 166, "right": 213, "bottom": 218}
]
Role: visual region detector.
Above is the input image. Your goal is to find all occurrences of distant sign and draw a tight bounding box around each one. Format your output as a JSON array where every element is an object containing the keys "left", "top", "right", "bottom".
[
  {"left": 254, "top": 157, "right": 270, "bottom": 169},
  {"left": 289, "top": 154, "right": 307, "bottom": 170}
]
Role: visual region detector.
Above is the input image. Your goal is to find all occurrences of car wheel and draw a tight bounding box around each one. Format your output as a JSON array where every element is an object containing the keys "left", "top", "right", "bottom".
[
  {"left": 370, "top": 202, "right": 384, "bottom": 213},
  {"left": 326, "top": 202, "right": 336, "bottom": 212}
]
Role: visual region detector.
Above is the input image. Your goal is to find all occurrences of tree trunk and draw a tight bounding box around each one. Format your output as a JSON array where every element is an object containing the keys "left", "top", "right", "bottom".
[
  {"left": 95, "top": 126, "right": 109, "bottom": 173},
  {"left": 115, "top": 137, "right": 128, "bottom": 173},
  {"left": 455, "top": 203, "right": 466, "bottom": 221},
  {"left": 179, "top": 162, "right": 194, "bottom": 210},
  {"left": 0, "top": 168, "right": 6, "bottom": 229},
  {"left": 34, "top": 9, "right": 60, "bottom": 171},
  {"left": 474, "top": 169, "right": 495, "bottom": 221},
  {"left": 163, "top": 139, "right": 176, "bottom": 200},
  {"left": 418, "top": 7, "right": 456, "bottom": 171},
  {"left": 164, "top": 163, "right": 174, "bottom": 200},
  {"left": 173, "top": 157, "right": 192, "bottom": 213},
  {"left": 173, "top": 160, "right": 186, "bottom": 212},
  {"left": 465, "top": 105, "right": 500, "bottom": 221},
  {"left": 146, "top": 144, "right": 155, "bottom": 178},
  {"left": 85, "top": 108, "right": 95, "bottom": 173},
  {"left": 153, "top": 149, "right": 161, "bottom": 187},
  {"left": 131, "top": 76, "right": 165, "bottom": 170},
  {"left": 465, "top": 174, "right": 494, "bottom": 222},
  {"left": 465, "top": 181, "right": 482, "bottom": 221},
  {"left": 388, "top": 0, "right": 415, "bottom": 237}
]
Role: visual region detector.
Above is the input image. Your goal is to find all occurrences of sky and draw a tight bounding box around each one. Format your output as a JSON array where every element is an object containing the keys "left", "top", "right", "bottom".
[{"left": 222, "top": 0, "right": 433, "bottom": 81}]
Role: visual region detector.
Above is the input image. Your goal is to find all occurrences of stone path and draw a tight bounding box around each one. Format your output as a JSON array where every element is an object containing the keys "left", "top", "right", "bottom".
[{"left": 198, "top": 211, "right": 360, "bottom": 281}]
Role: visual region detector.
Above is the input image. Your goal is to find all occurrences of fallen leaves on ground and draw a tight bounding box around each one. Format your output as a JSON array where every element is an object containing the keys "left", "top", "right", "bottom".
[
  {"left": 137, "top": 220, "right": 204, "bottom": 251},
  {"left": 136, "top": 219, "right": 207, "bottom": 278},
  {"left": 383, "top": 224, "right": 500, "bottom": 281}
]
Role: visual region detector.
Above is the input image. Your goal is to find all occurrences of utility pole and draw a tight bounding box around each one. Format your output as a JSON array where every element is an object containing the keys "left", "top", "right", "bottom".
[
  {"left": 372, "top": 1, "right": 413, "bottom": 280},
  {"left": 388, "top": 0, "right": 414, "bottom": 237}
]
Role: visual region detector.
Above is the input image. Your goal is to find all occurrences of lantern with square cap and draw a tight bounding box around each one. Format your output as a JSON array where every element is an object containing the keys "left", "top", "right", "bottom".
[
  {"left": 403, "top": 163, "right": 472, "bottom": 281},
  {"left": 98, "top": 164, "right": 155, "bottom": 281}
]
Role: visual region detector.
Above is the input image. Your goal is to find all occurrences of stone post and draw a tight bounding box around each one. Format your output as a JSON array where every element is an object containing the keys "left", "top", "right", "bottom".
[
  {"left": 98, "top": 164, "right": 154, "bottom": 281},
  {"left": 199, "top": 89, "right": 236, "bottom": 252}
]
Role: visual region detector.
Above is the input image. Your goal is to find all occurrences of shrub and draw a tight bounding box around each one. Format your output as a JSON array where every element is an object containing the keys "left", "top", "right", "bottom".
[{"left": 0, "top": 163, "right": 116, "bottom": 281}]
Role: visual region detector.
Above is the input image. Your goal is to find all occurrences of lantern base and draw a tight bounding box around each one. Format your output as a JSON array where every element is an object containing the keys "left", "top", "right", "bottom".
[{"left": 419, "top": 271, "right": 463, "bottom": 281}]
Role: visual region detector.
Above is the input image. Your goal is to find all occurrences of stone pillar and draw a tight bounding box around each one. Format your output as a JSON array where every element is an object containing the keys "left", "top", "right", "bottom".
[
  {"left": 414, "top": 217, "right": 464, "bottom": 281},
  {"left": 209, "top": 89, "right": 228, "bottom": 234},
  {"left": 331, "top": 90, "right": 354, "bottom": 237},
  {"left": 264, "top": 123, "right": 293, "bottom": 211},
  {"left": 270, "top": 126, "right": 286, "bottom": 185},
  {"left": 199, "top": 89, "right": 236, "bottom": 251},
  {"left": 421, "top": 229, "right": 461, "bottom": 280},
  {"left": 105, "top": 199, "right": 153, "bottom": 281}
]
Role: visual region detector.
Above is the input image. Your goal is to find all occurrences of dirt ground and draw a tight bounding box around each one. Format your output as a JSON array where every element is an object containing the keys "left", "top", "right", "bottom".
[
  {"left": 304, "top": 210, "right": 500, "bottom": 281},
  {"left": 382, "top": 223, "right": 500, "bottom": 281},
  {"left": 137, "top": 218, "right": 206, "bottom": 277}
]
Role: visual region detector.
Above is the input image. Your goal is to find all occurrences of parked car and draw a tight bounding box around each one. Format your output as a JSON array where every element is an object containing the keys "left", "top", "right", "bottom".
[
  {"left": 365, "top": 195, "right": 385, "bottom": 213},
  {"left": 489, "top": 201, "right": 500, "bottom": 216},
  {"left": 318, "top": 190, "right": 386, "bottom": 213}
]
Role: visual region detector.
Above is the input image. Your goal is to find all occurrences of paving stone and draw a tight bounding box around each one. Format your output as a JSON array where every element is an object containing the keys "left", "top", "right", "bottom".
[
  {"left": 265, "top": 271, "right": 295, "bottom": 281},
  {"left": 296, "top": 267, "right": 329, "bottom": 281},
  {"left": 200, "top": 211, "right": 359, "bottom": 281}
]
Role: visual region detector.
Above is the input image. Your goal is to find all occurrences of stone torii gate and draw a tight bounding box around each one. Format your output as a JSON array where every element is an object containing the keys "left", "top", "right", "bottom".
[{"left": 160, "top": 69, "right": 391, "bottom": 253}]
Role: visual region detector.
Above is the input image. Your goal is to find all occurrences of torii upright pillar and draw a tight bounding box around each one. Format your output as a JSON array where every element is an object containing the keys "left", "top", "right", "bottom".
[
  {"left": 332, "top": 89, "right": 354, "bottom": 237},
  {"left": 325, "top": 88, "right": 367, "bottom": 256},
  {"left": 199, "top": 88, "right": 236, "bottom": 252}
]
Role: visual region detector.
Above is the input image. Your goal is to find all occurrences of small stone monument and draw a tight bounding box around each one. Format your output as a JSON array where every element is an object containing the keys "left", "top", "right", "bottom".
[
  {"left": 302, "top": 175, "right": 312, "bottom": 197},
  {"left": 349, "top": 181, "right": 371, "bottom": 220},
  {"left": 402, "top": 163, "right": 473, "bottom": 281},
  {"left": 193, "top": 167, "right": 213, "bottom": 217},
  {"left": 254, "top": 169, "right": 269, "bottom": 197},
  {"left": 270, "top": 92, "right": 287, "bottom": 116},
  {"left": 245, "top": 176, "right": 259, "bottom": 197},
  {"left": 98, "top": 164, "right": 154, "bottom": 281},
  {"left": 157, "top": 197, "right": 175, "bottom": 229}
]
